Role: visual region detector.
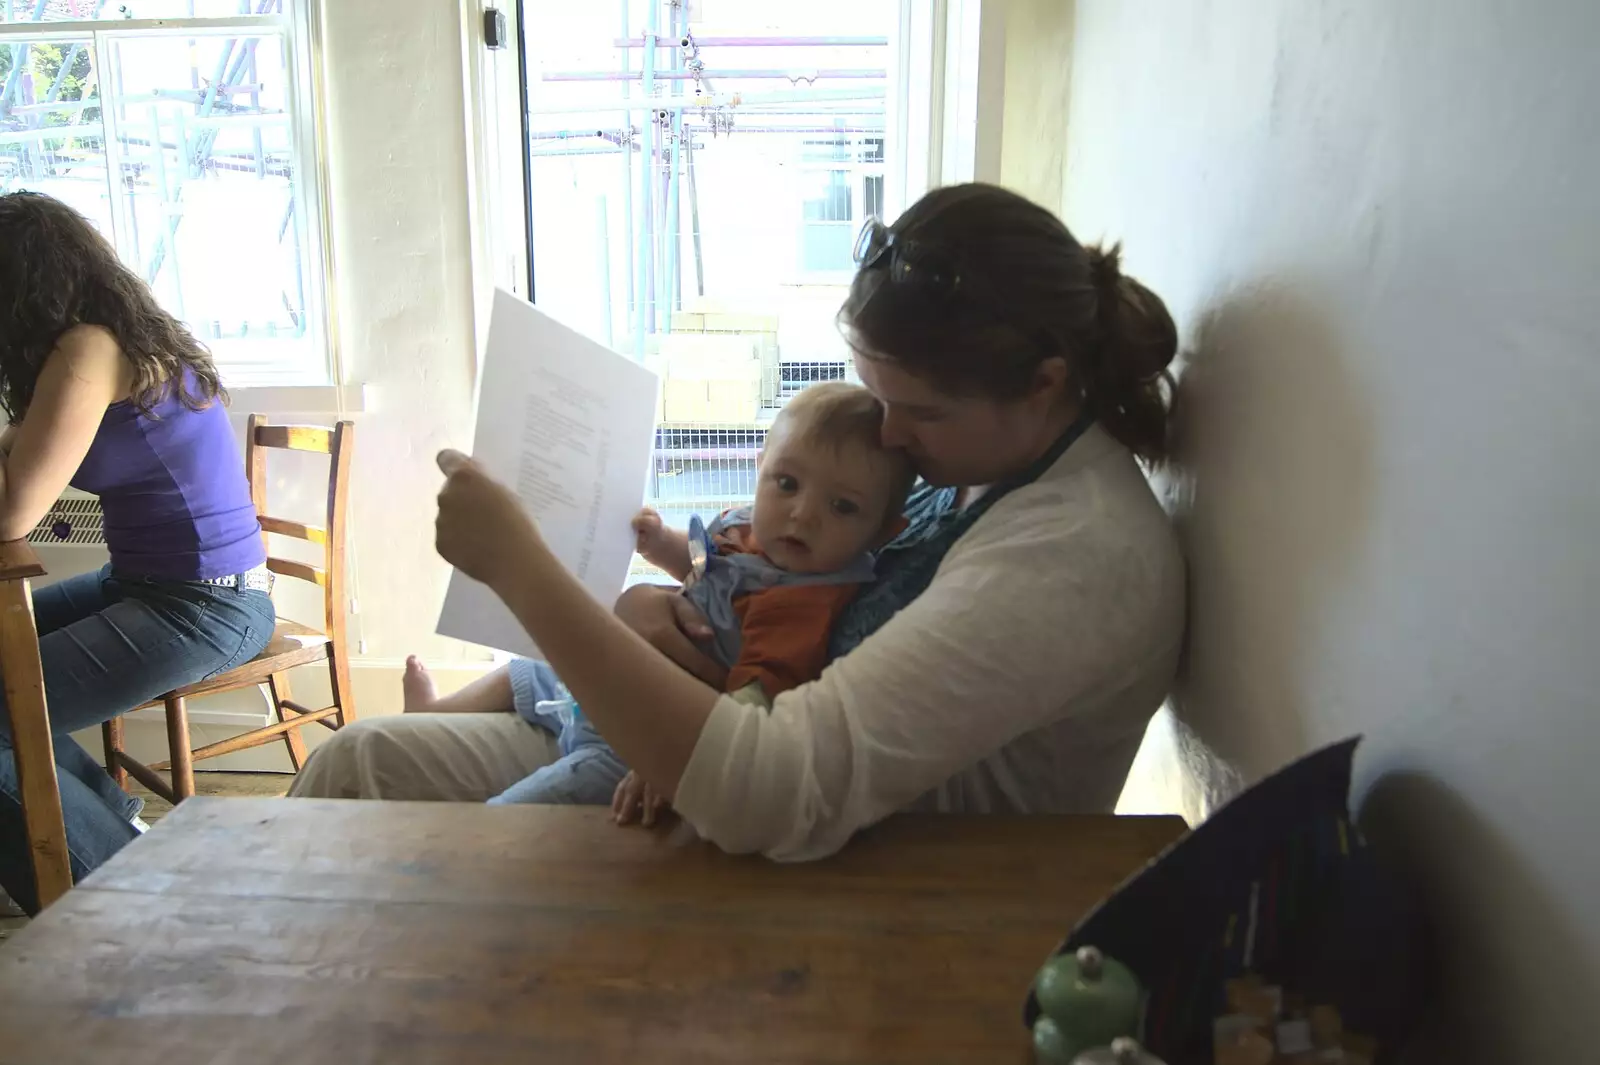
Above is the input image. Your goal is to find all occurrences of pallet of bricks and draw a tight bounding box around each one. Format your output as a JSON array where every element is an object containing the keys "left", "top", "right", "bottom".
[{"left": 645, "top": 301, "right": 780, "bottom": 425}]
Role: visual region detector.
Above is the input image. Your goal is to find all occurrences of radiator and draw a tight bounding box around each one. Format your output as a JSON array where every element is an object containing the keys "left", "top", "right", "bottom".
[{"left": 26, "top": 488, "right": 109, "bottom": 579}]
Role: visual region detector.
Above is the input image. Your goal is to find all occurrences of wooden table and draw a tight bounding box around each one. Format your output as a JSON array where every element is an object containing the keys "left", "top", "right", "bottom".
[{"left": 0, "top": 798, "right": 1184, "bottom": 1064}]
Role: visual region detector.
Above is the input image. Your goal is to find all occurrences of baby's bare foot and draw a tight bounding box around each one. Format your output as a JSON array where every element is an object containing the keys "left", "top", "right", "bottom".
[{"left": 402, "top": 655, "right": 439, "bottom": 713}]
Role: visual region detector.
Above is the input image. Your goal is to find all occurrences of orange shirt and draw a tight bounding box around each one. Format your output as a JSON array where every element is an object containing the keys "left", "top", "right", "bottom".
[{"left": 711, "top": 522, "right": 863, "bottom": 702}]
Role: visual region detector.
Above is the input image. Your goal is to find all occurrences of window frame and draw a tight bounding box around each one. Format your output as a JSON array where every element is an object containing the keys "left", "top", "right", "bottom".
[{"left": 0, "top": 5, "right": 338, "bottom": 393}]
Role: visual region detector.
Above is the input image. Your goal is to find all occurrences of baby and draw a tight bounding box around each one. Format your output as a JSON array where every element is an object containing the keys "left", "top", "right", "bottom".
[{"left": 500, "top": 380, "right": 915, "bottom": 816}]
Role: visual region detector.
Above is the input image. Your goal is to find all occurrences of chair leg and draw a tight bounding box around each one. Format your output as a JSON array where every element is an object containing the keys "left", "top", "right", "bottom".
[
  {"left": 328, "top": 644, "right": 355, "bottom": 728},
  {"left": 268, "top": 671, "right": 307, "bottom": 771},
  {"left": 164, "top": 694, "right": 196, "bottom": 802},
  {"left": 102, "top": 717, "right": 127, "bottom": 789},
  {"left": 0, "top": 577, "right": 72, "bottom": 909}
]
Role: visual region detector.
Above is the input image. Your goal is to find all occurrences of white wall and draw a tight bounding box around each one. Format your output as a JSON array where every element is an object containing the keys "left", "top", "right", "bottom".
[
  {"left": 996, "top": 0, "right": 1073, "bottom": 209},
  {"left": 1067, "top": 0, "right": 1600, "bottom": 1058},
  {"left": 314, "top": 0, "right": 481, "bottom": 670}
]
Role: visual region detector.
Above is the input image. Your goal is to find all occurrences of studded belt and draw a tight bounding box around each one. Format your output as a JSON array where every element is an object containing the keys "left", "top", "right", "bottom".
[{"left": 198, "top": 564, "right": 275, "bottom": 594}]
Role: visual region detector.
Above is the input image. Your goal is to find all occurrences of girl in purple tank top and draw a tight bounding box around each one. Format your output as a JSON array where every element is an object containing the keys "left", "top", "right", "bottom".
[{"left": 0, "top": 193, "right": 276, "bottom": 914}]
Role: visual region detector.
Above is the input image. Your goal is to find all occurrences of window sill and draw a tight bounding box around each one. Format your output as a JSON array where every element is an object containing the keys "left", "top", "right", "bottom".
[{"left": 228, "top": 383, "right": 369, "bottom": 416}]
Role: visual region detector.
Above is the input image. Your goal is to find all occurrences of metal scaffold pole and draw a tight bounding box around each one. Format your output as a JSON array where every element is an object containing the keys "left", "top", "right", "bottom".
[
  {"left": 633, "top": 0, "right": 656, "bottom": 358},
  {"left": 618, "top": 0, "right": 634, "bottom": 350},
  {"left": 664, "top": 0, "right": 683, "bottom": 318}
]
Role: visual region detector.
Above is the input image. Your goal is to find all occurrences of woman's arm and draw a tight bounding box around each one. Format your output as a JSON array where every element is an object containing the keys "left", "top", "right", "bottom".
[
  {"left": 0, "top": 326, "right": 129, "bottom": 540},
  {"left": 435, "top": 452, "right": 721, "bottom": 794},
  {"left": 613, "top": 584, "right": 728, "bottom": 688}
]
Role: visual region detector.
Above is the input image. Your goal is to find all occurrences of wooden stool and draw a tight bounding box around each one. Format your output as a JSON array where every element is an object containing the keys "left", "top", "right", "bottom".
[{"left": 0, "top": 540, "right": 72, "bottom": 910}]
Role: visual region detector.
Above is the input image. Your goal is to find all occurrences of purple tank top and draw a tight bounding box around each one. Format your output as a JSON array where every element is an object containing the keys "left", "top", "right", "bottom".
[{"left": 71, "top": 376, "right": 265, "bottom": 581}]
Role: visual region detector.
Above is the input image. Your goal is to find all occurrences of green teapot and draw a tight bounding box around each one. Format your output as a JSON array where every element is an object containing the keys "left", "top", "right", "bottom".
[{"left": 1030, "top": 946, "right": 1144, "bottom": 1064}]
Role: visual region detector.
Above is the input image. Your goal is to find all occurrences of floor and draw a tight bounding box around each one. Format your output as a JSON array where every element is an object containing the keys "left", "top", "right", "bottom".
[
  {"left": 0, "top": 772, "right": 291, "bottom": 944},
  {"left": 127, "top": 770, "right": 292, "bottom": 825}
]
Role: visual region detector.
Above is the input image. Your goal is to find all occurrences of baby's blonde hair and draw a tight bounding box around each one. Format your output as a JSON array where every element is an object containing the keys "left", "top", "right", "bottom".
[{"left": 769, "top": 381, "right": 916, "bottom": 520}]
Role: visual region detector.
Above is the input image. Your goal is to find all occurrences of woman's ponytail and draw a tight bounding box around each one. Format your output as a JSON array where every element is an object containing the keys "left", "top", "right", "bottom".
[
  {"left": 839, "top": 184, "right": 1179, "bottom": 465},
  {"left": 1084, "top": 243, "right": 1178, "bottom": 464}
]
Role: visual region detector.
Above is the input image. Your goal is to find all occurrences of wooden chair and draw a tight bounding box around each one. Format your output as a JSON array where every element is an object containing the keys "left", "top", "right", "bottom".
[
  {"left": 0, "top": 540, "right": 73, "bottom": 909},
  {"left": 103, "top": 417, "right": 356, "bottom": 804}
]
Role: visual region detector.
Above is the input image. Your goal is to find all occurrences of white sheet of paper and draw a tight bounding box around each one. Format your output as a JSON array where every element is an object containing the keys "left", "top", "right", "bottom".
[{"left": 436, "top": 289, "right": 659, "bottom": 659}]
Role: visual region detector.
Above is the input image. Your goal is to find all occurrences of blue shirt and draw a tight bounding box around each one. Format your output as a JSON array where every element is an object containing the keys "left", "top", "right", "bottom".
[{"left": 71, "top": 374, "right": 264, "bottom": 580}]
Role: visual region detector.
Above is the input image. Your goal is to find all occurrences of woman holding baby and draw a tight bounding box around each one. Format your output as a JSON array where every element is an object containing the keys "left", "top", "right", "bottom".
[{"left": 291, "top": 183, "right": 1186, "bottom": 861}]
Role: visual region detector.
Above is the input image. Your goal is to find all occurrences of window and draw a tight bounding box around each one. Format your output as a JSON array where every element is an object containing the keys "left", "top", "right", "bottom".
[
  {"left": 799, "top": 169, "right": 852, "bottom": 272},
  {"left": 518, "top": 0, "right": 903, "bottom": 575},
  {"left": 797, "top": 135, "right": 884, "bottom": 275},
  {"left": 1, "top": 0, "right": 330, "bottom": 387}
]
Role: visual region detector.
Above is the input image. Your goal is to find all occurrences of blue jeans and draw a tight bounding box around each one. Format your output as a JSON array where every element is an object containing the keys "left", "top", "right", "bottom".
[
  {"left": 488, "top": 658, "right": 627, "bottom": 806},
  {"left": 0, "top": 566, "right": 275, "bottom": 914}
]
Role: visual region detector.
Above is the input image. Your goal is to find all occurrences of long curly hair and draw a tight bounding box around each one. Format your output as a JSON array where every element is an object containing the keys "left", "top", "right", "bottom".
[{"left": 0, "top": 191, "right": 223, "bottom": 423}]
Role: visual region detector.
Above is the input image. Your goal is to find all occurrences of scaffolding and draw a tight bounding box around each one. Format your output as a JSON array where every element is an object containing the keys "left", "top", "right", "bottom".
[
  {"left": 0, "top": 0, "right": 309, "bottom": 351},
  {"left": 525, "top": 0, "right": 891, "bottom": 560},
  {"left": 527, "top": 2, "right": 886, "bottom": 345}
]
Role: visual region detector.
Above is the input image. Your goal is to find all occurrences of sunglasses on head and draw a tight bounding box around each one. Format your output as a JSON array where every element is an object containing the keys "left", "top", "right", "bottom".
[
  {"left": 853, "top": 217, "right": 1060, "bottom": 357},
  {"left": 852, "top": 217, "right": 970, "bottom": 299}
]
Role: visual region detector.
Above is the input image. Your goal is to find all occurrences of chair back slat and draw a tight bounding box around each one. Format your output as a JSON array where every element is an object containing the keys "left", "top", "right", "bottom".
[
  {"left": 266, "top": 557, "right": 327, "bottom": 588},
  {"left": 254, "top": 425, "right": 333, "bottom": 453},
  {"left": 259, "top": 515, "right": 327, "bottom": 545}
]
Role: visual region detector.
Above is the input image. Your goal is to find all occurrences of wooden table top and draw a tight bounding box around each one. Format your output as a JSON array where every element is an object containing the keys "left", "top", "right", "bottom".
[{"left": 0, "top": 798, "right": 1184, "bottom": 1065}]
